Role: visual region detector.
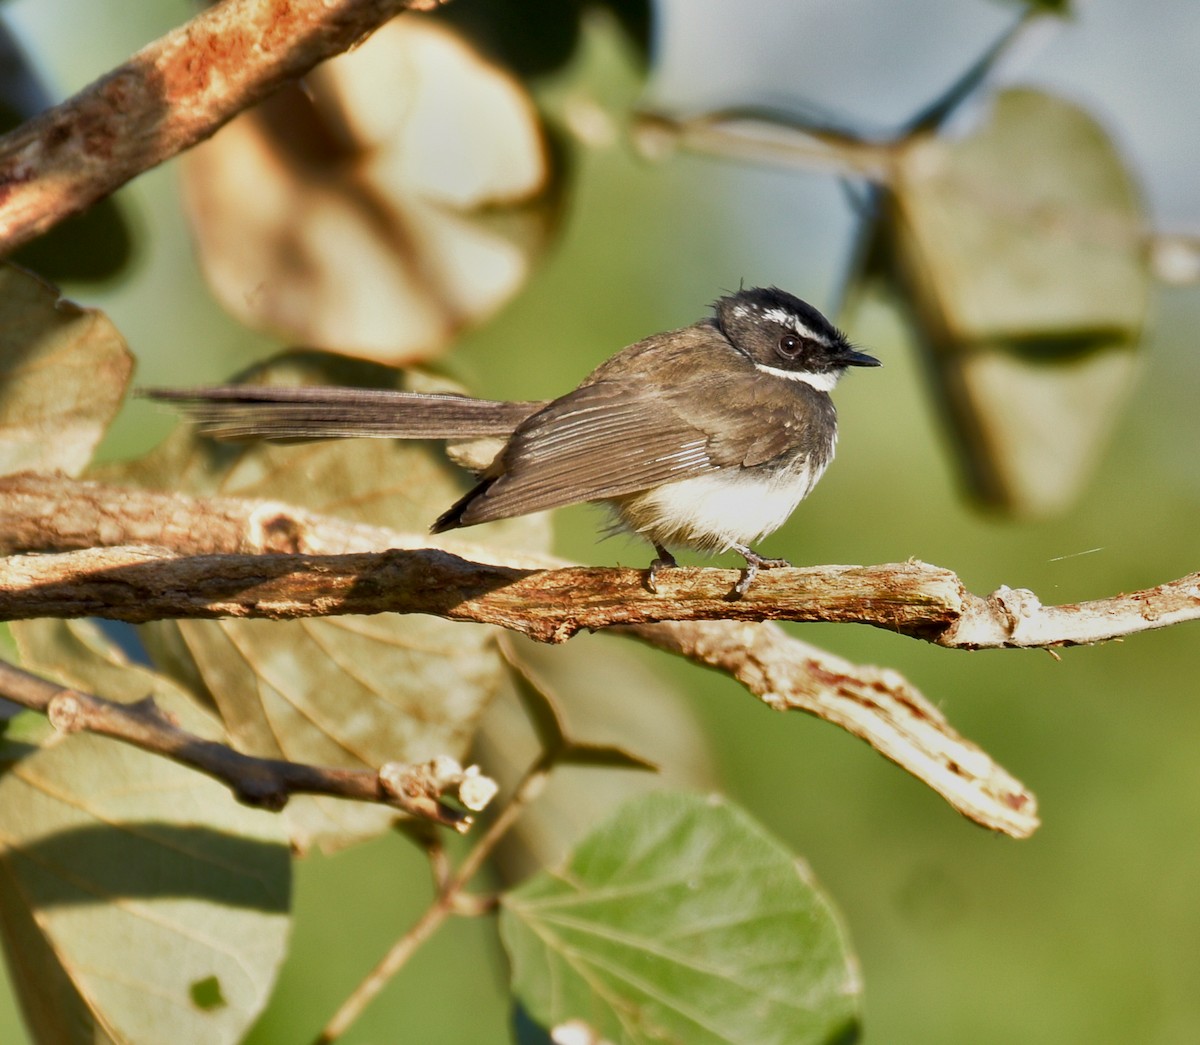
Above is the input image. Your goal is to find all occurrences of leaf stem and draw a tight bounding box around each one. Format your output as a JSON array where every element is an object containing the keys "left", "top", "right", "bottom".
[{"left": 313, "top": 756, "right": 554, "bottom": 1043}]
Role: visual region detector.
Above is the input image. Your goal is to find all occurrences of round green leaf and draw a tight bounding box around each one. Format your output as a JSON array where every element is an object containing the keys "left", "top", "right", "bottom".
[
  {"left": 2, "top": 620, "right": 291, "bottom": 1045},
  {"left": 501, "top": 791, "right": 860, "bottom": 1045},
  {"left": 894, "top": 88, "right": 1147, "bottom": 341},
  {"left": 885, "top": 88, "right": 1148, "bottom": 515}
]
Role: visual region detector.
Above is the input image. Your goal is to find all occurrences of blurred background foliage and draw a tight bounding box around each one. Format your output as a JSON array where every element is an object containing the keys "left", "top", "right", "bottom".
[{"left": 1, "top": 0, "right": 1199, "bottom": 1041}]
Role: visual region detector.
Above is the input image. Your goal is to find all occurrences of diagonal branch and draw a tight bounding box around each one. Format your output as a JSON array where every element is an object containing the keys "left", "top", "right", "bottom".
[
  {"left": 625, "top": 620, "right": 1037, "bottom": 836},
  {"left": 0, "top": 0, "right": 444, "bottom": 253},
  {"left": 0, "top": 658, "right": 494, "bottom": 828}
]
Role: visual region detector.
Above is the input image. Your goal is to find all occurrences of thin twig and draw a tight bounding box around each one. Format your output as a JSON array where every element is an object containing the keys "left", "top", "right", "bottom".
[
  {"left": 314, "top": 647, "right": 688, "bottom": 1040},
  {"left": 0, "top": 659, "right": 491, "bottom": 828},
  {"left": 632, "top": 109, "right": 1200, "bottom": 287},
  {"left": 314, "top": 756, "right": 553, "bottom": 1044},
  {"left": 0, "top": 0, "right": 444, "bottom": 253},
  {"left": 633, "top": 109, "right": 896, "bottom": 182}
]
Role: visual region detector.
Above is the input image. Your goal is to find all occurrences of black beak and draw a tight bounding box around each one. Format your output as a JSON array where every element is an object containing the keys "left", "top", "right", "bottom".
[{"left": 838, "top": 347, "right": 882, "bottom": 367}]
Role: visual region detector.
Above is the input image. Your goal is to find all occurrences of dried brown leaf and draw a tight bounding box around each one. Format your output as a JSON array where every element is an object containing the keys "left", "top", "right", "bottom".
[
  {"left": 182, "top": 18, "right": 555, "bottom": 364},
  {"left": 0, "top": 264, "right": 132, "bottom": 478}
]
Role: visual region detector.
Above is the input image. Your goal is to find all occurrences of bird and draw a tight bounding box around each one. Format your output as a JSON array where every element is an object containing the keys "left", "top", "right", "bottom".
[{"left": 145, "top": 286, "right": 880, "bottom": 597}]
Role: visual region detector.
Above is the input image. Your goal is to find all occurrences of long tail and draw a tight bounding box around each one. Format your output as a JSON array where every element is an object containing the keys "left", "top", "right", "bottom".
[{"left": 141, "top": 385, "right": 545, "bottom": 441}]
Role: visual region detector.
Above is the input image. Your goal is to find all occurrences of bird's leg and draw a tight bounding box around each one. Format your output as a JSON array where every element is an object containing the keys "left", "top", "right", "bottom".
[
  {"left": 645, "top": 544, "right": 678, "bottom": 593},
  {"left": 729, "top": 544, "right": 791, "bottom": 599}
]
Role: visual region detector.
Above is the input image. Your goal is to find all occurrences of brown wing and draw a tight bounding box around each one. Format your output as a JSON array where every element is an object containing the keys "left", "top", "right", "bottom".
[
  {"left": 437, "top": 381, "right": 716, "bottom": 527},
  {"left": 434, "top": 388, "right": 830, "bottom": 533}
]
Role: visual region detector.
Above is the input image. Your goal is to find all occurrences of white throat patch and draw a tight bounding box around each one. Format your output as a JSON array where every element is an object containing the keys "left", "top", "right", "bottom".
[{"left": 753, "top": 363, "right": 842, "bottom": 392}]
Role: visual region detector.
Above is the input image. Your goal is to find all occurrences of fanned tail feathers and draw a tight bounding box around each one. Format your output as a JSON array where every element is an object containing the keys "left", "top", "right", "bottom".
[{"left": 142, "top": 385, "right": 543, "bottom": 441}]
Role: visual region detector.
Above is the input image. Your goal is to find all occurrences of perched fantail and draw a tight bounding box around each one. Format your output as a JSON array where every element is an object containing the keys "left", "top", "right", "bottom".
[{"left": 147, "top": 287, "right": 880, "bottom": 596}]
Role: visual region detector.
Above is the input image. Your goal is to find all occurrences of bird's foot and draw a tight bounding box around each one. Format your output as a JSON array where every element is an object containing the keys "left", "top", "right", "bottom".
[
  {"left": 645, "top": 545, "right": 678, "bottom": 593},
  {"left": 729, "top": 545, "right": 791, "bottom": 599}
]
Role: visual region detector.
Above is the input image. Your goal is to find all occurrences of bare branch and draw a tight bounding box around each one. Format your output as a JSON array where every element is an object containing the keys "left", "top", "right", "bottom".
[
  {"left": 0, "top": 474, "right": 1044, "bottom": 834},
  {"left": 9, "top": 478, "right": 1197, "bottom": 653},
  {"left": 0, "top": 658, "right": 493, "bottom": 829},
  {"left": 0, "top": 541, "right": 970, "bottom": 640},
  {"left": 942, "top": 580, "right": 1200, "bottom": 648},
  {"left": 625, "top": 620, "right": 1038, "bottom": 837},
  {"left": 0, "top": 472, "right": 548, "bottom": 561},
  {"left": 3, "top": 527, "right": 1196, "bottom": 653},
  {"left": 633, "top": 110, "right": 1200, "bottom": 287},
  {"left": 2, "top": 474, "right": 1186, "bottom": 837},
  {"left": 0, "top": 0, "right": 444, "bottom": 253},
  {"left": 633, "top": 110, "right": 895, "bottom": 183}
]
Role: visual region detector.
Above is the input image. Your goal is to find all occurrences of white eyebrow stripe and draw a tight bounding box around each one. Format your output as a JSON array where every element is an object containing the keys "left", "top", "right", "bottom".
[
  {"left": 754, "top": 363, "right": 841, "bottom": 391},
  {"left": 760, "top": 307, "right": 830, "bottom": 344}
]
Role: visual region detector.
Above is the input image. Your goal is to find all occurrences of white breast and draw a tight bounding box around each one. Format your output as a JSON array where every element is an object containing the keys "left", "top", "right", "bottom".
[{"left": 613, "top": 456, "right": 831, "bottom": 553}]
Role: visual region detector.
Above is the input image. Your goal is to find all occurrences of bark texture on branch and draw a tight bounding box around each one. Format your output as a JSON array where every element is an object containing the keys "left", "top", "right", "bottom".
[
  {"left": 0, "top": 542, "right": 968, "bottom": 643},
  {"left": 9, "top": 473, "right": 1194, "bottom": 650},
  {"left": 5, "top": 477, "right": 1196, "bottom": 652},
  {"left": 3, "top": 534, "right": 1197, "bottom": 653},
  {"left": 0, "top": 474, "right": 1045, "bottom": 835},
  {"left": 627, "top": 620, "right": 1037, "bottom": 836},
  {"left": 0, "top": 0, "right": 440, "bottom": 252}
]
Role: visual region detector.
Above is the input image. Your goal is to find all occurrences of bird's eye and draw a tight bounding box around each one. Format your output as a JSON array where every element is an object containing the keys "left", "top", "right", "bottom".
[{"left": 778, "top": 334, "right": 802, "bottom": 358}]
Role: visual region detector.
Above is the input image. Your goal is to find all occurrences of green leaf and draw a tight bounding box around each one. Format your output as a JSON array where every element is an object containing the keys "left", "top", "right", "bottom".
[
  {"left": 480, "top": 637, "right": 713, "bottom": 882},
  {"left": 0, "top": 264, "right": 133, "bottom": 478},
  {"left": 107, "top": 351, "right": 549, "bottom": 851},
  {"left": 894, "top": 88, "right": 1146, "bottom": 341},
  {"left": 0, "top": 710, "right": 54, "bottom": 772},
  {"left": 501, "top": 791, "right": 861, "bottom": 1045},
  {"left": 886, "top": 88, "right": 1147, "bottom": 515},
  {"left": 2, "top": 620, "right": 291, "bottom": 1045}
]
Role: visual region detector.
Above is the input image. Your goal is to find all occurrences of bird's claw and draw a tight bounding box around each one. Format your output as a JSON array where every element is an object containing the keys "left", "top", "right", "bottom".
[
  {"left": 728, "top": 547, "right": 790, "bottom": 600},
  {"left": 645, "top": 546, "right": 678, "bottom": 593}
]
